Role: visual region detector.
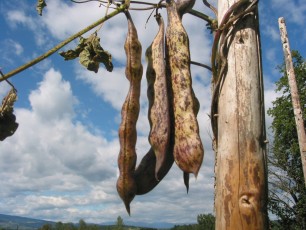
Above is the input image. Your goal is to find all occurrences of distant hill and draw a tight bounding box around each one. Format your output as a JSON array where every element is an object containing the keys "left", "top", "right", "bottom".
[
  {"left": 0, "top": 213, "right": 54, "bottom": 230},
  {"left": 124, "top": 221, "right": 174, "bottom": 229},
  {"left": 0, "top": 214, "right": 176, "bottom": 230}
]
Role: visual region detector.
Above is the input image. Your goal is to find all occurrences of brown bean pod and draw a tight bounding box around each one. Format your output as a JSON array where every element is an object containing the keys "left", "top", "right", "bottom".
[
  {"left": 134, "top": 15, "right": 174, "bottom": 195},
  {"left": 116, "top": 11, "right": 143, "bottom": 215},
  {"left": 177, "top": 0, "right": 199, "bottom": 191},
  {"left": 183, "top": 86, "right": 200, "bottom": 193},
  {"left": 134, "top": 146, "right": 174, "bottom": 195},
  {"left": 165, "top": 0, "right": 204, "bottom": 177},
  {"left": 146, "top": 15, "right": 171, "bottom": 180}
]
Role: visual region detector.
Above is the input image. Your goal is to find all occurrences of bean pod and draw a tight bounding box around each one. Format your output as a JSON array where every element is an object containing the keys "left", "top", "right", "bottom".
[
  {"left": 165, "top": 0, "right": 204, "bottom": 177},
  {"left": 146, "top": 15, "right": 171, "bottom": 180},
  {"left": 116, "top": 11, "right": 143, "bottom": 215},
  {"left": 134, "top": 15, "right": 174, "bottom": 194}
]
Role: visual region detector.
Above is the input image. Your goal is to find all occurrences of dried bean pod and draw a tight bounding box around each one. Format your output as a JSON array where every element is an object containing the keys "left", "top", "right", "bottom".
[
  {"left": 146, "top": 15, "right": 171, "bottom": 180},
  {"left": 183, "top": 88, "right": 200, "bottom": 192},
  {"left": 165, "top": 0, "right": 204, "bottom": 177},
  {"left": 134, "top": 15, "right": 174, "bottom": 195},
  {"left": 134, "top": 147, "right": 174, "bottom": 195},
  {"left": 177, "top": 0, "right": 199, "bottom": 191},
  {"left": 116, "top": 11, "right": 143, "bottom": 215}
]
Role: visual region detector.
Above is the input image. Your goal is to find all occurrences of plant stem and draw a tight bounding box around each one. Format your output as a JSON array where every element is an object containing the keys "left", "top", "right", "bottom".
[{"left": 189, "top": 9, "right": 214, "bottom": 24}]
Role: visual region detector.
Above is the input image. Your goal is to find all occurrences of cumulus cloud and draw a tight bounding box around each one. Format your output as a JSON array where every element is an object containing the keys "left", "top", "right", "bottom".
[
  {"left": 41, "top": 0, "right": 105, "bottom": 39},
  {"left": 0, "top": 68, "right": 119, "bottom": 218},
  {"left": 0, "top": 67, "right": 215, "bottom": 223},
  {"left": 29, "top": 68, "right": 77, "bottom": 121}
]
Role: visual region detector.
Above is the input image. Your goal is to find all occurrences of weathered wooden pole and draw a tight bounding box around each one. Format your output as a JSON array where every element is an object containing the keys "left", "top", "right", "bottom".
[
  {"left": 213, "top": 0, "right": 268, "bottom": 229},
  {"left": 278, "top": 17, "right": 306, "bottom": 186}
]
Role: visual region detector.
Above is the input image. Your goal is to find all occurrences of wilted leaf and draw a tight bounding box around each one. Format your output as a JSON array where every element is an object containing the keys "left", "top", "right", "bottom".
[
  {"left": 0, "top": 88, "right": 17, "bottom": 116},
  {"left": 0, "top": 89, "right": 18, "bottom": 141},
  {"left": 36, "top": 0, "right": 47, "bottom": 16},
  {"left": 59, "top": 37, "right": 87, "bottom": 60},
  {"left": 79, "top": 46, "right": 100, "bottom": 73},
  {"left": 59, "top": 50, "right": 80, "bottom": 60},
  {"left": 91, "top": 35, "right": 113, "bottom": 72},
  {"left": 0, "top": 113, "right": 18, "bottom": 141},
  {"left": 59, "top": 33, "right": 113, "bottom": 73}
]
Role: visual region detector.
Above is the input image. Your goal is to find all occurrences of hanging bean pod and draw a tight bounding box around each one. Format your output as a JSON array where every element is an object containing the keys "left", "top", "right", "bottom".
[
  {"left": 165, "top": 0, "right": 204, "bottom": 178},
  {"left": 116, "top": 11, "right": 143, "bottom": 215},
  {"left": 134, "top": 15, "right": 174, "bottom": 195}
]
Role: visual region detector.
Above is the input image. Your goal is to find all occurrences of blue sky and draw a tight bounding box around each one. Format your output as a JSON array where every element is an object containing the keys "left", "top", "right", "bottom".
[{"left": 0, "top": 0, "right": 305, "bottom": 226}]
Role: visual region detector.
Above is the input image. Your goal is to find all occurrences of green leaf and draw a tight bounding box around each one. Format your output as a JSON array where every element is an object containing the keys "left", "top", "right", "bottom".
[{"left": 36, "top": 0, "right": 47, "bottom": 16}]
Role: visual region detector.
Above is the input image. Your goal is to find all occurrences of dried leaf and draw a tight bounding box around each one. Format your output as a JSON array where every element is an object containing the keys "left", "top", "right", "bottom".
[
  {"left": 59, "top": 50, "right": 79, "bottom": 60},
  {"left": 36, "top": 0, "right": 47, "bottom": 16},
  {"left": 0, "top": 88, "right": 17, "bottom": 116},
  {"left": 91, "top": 35, "right": 113, "bottom": 72},
  {"left": 0, "top": 113, "right": 18, "bottom": 141},
  {"left": 0, "top": 89, "right": 18, "bottom": 141},
  {"left": 79, "top": 46, "right": 100, "bottom": 73},
  {"left": 59, "top": 34, "right": 113, "bottom": 73}
]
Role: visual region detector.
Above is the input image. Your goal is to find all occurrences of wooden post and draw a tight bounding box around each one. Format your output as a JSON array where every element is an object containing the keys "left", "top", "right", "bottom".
[
  {"left": 278, "top": 17, "right": 306, "bottom": 185},
  {"left": 214, "top": 0, "right": 268, "bottom": 229}
]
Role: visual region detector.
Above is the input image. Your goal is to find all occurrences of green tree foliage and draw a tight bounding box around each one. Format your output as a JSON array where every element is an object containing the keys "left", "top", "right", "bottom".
[
  {"left": 115, "top": 216, "right": 124, "bottom": 230},
  {"left": 170, "top": 224, "right": 198, "bottom": 230},
  {"left": 39, "top": 224, "right": 53, "bottom": 230},
  {"left": 169, "top": 213, "right": 215, "bottom": 230},
  {"left": 55, "top": 222, "right": 65, "bottom": 230},
  {"left": 197, "top": 213, "right": 215, "bottom": 230},
  {"left": 79, "top": 219, "right": 87, "bottom": 230},
  {"left": 267, "top": 50, "right": 306, "bottom": 229}
]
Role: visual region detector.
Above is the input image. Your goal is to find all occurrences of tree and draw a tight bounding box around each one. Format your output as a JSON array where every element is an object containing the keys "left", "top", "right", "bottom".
[
  {"left": 78, "top": 219, "right": 87, "bottom": 230},
  {"left": 267, "top": 50, "right": 306, "bottom": 229},
  {"left": 115, "top": 216, "right": 124, "bottom": 230},
  {"left": 63, "top": 223, "right": 77, "bottom": 230},
  {"left": 38, "top": 224, "right": 53, "bottom": 230},
  {"left": 197, "top": 213, "right": 215, "bottom": 230},
  {"left": 54, "top": 222, "right": 64, "bottom": 230}
]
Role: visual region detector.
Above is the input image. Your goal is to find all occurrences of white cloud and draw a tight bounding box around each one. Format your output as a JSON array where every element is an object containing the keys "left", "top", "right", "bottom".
[
  {"left": 0, "top": 68, "right": 119, "bottom": 217},
  {"left": 6, "top": 10, "right": 36, "bottom": 29},
  {"left": 0, "top": 67, "right": 215, "bottom": 224},
  {"left": 76, "top": 66, "right": 129, "bottom": 111},
  {"left": 41, "top": 0, "right": 109, "bottom": 39},
  {"left": 29, "top": 68, "right": 78, "bottom": 121},
  {"left": 271, "top": 0, "right": 306, "bottom": 25},
  {"left": 5, "top": 8, "right": 50, "bottom": 47}
]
